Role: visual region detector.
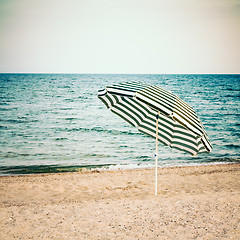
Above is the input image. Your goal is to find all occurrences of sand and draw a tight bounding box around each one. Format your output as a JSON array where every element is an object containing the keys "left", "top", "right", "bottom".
[{"left": 0, "top": 163, "right": 239, "bottom": 239}]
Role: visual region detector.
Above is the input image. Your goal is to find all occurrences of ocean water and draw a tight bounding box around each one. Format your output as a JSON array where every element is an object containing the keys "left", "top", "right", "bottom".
[{"left": 0, "top": 74, "right": 239, "bottom": 175}]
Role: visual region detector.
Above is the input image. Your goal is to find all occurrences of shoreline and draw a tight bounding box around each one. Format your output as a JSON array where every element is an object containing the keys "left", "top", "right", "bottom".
[
  {"left": 0, "top": 160, "right": 239, "bottom": 176},
  {"left": 1, "top": 163, "right": 239, "bottom": 239}
]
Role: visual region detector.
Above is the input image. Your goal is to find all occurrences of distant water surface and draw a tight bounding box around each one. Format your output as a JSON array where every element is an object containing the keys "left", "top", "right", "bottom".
[{"left": 0, "top": 74, "right": 239, "bottom": 174}]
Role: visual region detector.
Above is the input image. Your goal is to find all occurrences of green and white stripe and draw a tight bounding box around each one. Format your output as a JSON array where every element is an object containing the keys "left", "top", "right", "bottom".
[{"left": 98, "top": 81, "right": 212, "bottom": 155}]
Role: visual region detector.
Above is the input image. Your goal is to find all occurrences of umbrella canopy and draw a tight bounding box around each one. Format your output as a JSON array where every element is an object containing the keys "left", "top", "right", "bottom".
[
  {"left": 98, "top": 81, "right": 212, "bottom": 195},
  {"left": 98, "top": 81, "right": 212, "bottom": 155}
]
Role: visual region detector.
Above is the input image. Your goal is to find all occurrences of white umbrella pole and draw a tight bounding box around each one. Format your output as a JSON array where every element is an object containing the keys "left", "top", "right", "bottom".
[{"left": 155, "top": 111, "right": 159, "bottom": 196}]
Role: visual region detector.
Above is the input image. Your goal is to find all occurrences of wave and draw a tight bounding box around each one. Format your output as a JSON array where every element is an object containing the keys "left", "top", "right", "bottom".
[
  {"left": 225, "top": 144, "right": 240, "bottom": 149},
  {"left": 225, "top": 88, "right": 240, "bottom": 91},
  {"left": 0, "top": 152, "right": 47, "bottom": 158},
  {"left": 54, "top": 138, "right": 68, "bottom": 141},
  {"left": 0, "top": 163, "right": 114, "bottom": 175},
  {"left": 1, "top": 159, "right": 239, "bottom": 175},
  {"left": 0, "top": 119, "right": 39, "bottom": 124},
  {"left": 224, "top": 94, "right": 240, "bottom": 98},
  {"left": 64, "top": 117, "right": 78, "bottom": 121},
  {"left": 66, "top": 126, "right": 141, "bottom": 136},
  {"left": 0, "top": 107, "right": 18, "bottom": 111}
]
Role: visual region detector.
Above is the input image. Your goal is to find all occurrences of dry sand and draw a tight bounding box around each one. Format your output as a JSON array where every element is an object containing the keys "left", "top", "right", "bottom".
[{"left": 0, "top": 164, "right": 239, "bottom": 239}]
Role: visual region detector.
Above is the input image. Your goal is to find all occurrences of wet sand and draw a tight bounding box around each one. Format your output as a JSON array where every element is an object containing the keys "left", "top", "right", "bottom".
[{"left": 0, "top": 164, "right": 239, "bottom": 239}]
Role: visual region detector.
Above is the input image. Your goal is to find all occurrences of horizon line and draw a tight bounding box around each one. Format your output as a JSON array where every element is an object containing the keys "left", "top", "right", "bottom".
[{"left": 0, "top": 72, "right": 239, "bottom": 75}]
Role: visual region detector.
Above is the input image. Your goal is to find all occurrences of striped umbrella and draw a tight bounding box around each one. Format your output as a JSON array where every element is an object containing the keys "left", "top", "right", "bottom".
[{"left": 98, "top": 81, "right": 212, "bottom": 196}]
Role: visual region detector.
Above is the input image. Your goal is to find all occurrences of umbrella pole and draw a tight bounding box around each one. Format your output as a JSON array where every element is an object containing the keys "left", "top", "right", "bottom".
[{"left": 155, "top": 111, "right": 159, "bottom": 196}]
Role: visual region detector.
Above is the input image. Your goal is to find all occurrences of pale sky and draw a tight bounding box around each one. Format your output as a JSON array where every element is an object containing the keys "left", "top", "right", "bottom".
[{"left": 0, "top": 0, "right": 240, "bottom": 74}]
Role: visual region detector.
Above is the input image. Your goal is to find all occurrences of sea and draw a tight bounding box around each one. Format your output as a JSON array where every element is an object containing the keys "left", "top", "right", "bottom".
[{"left": 0, "top": 74, "right": 239, "bottom": 175}]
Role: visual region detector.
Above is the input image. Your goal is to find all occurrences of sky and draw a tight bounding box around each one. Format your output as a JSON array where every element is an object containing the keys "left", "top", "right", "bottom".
[{"left": 0, "top": 0, "right": 240, "bottom": 74}]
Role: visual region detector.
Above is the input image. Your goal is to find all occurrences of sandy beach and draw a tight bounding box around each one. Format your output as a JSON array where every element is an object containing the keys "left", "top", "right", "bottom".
[{"left": 0, "top": 164, "right": 239, "bottom": 239}]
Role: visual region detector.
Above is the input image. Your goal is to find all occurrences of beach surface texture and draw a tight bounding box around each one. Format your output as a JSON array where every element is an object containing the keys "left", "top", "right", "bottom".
[{"left": 0, "top": 164, "right": 239, "bottom": 239}]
